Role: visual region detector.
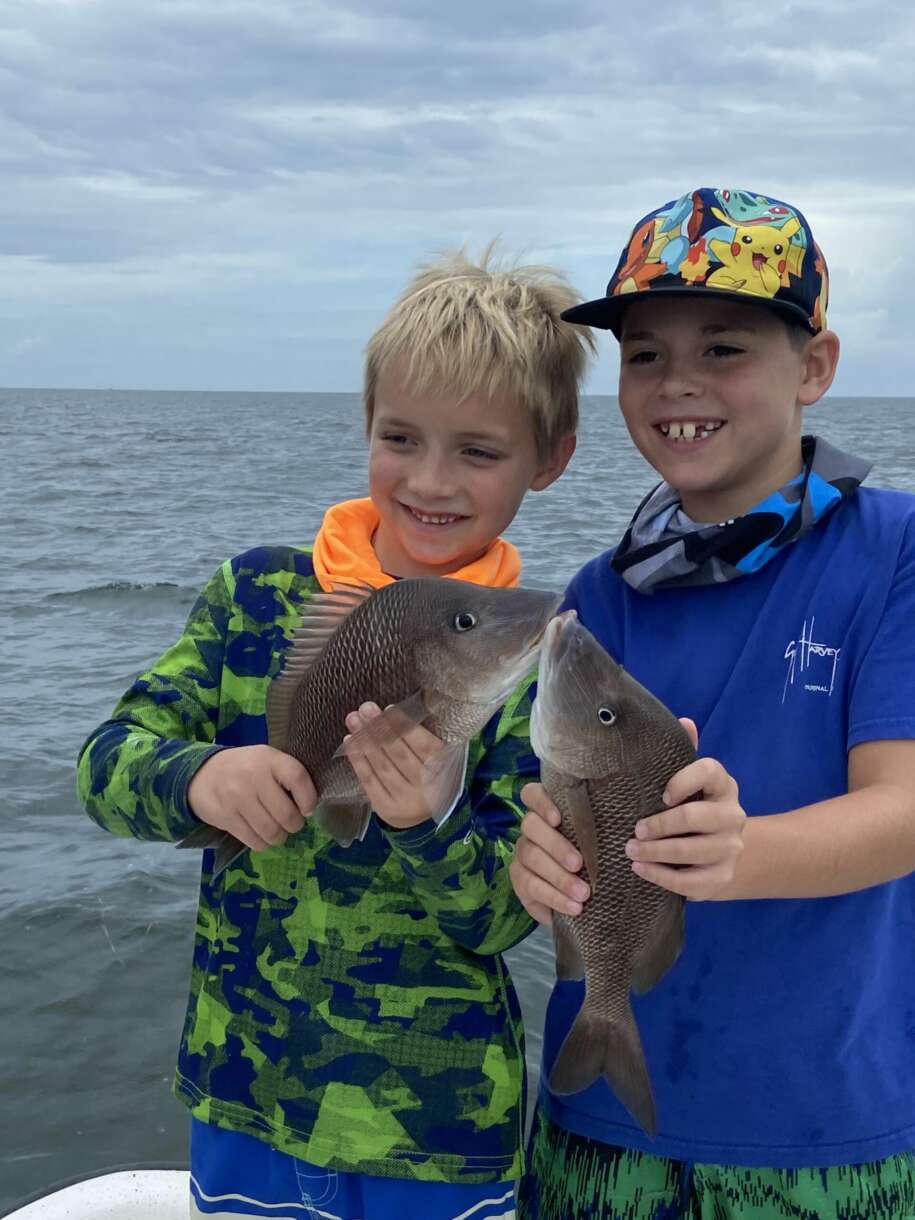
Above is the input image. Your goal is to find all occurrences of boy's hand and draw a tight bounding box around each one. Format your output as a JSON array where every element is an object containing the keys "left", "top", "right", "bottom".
[
  {"left": 343, "top": 702, "right": 445, "bottom": 831},
  {"left": 624, "top": 754, "right": 746, "bottom": 898},
  {"left": 510, "top": 718, "right": 745, "bottom": 922},
  {"left": 187, "top": 745, "right": 316, "bottom": 852}
]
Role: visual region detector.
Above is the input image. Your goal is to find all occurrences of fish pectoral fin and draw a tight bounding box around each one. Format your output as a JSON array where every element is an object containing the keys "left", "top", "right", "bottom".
[
  {"left": 176, "top": 825, "right": 246, "bottom": 877},
  {"left": 315, "top": 799, "right": 372, "bottom": 847},
  {"left": 565, "top": 779, "right": 601, "bottom": 889},
  {"left": 552, "top": 914, "right": 585, "bottom": 981},
  {"left": 631, "top": 895, "right": 686, "bottom": 994},
  {"left": 332, "top": 691, "right": 428, "bottom": 759},
  {"left": 421, "top": 741, "right": 469, "bottom": 827}
]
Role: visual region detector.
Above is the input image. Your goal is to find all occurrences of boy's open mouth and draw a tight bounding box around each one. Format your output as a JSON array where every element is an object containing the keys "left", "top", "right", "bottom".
[
  {"left": 656, "top": 420, "right": 725, "bottom": 444},
  {"left": 402, "top": 503, "right": 467, "bottom": 526}
]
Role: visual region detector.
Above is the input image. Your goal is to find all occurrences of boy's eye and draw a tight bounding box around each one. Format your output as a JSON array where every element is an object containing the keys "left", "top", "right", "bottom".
[
  {"left": 380, "top": 432, "right": 412, "bottom": 446},
  {"left": 707, "top": 344, "right": 743, "bottom": 358},
  {"left": 626, "top": 350, "right": 658, "bottom": 365},
  {"left": 463, "top": 446, "right": 501, "bottom": 461}
]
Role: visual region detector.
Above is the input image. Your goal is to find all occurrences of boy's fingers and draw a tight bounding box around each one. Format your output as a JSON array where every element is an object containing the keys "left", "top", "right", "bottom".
[
  {"left": 631, "top": 860, "right": 733, "bottom": 900},
  {"left": 519, "top": 782, "right": 562, "bottom": 828},
  {"left": 519, "top": 809, "right": 583, "bottom": 873},
  {"left": 514, "top": 832, "right": 590, "bottom": 903},
  {"left": 510, "top": 851, "right": 585, "bottom": 919},
  {"left": 235, "top": 802, "right": 282, "bottom": 852},
  {"left": 347, "top": 747, "right": 393, "bottom": 804},
  {"left": 271, "top": 753, "right": 318, "bottom": 816},
  {"left": 627, "top": 830, "right": 744, "bottom": 867},
  {"left": 249, "top": 798, "right": 295, "bottom": 847},
  {"left": 636, "top": 799, "right": 745, "bottom": 841},
  {"left": 678, "top": 716, "right": 699, "bottom": 749},
  {"left": 663, "top": 757, "right": 737, "bottom": 807}
]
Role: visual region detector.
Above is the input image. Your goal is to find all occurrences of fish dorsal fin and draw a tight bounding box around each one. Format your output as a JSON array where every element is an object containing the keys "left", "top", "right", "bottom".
[{"left": 266, "top": 581, "right": 374, "bottom": 752}]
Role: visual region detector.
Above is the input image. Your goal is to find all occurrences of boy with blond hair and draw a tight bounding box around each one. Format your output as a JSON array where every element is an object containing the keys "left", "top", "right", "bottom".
[
  {"left": 77, "top": 246, "right": 594, "bottom": 1220},
  {"left": 510, "top": 187, "right": 915, "bottom": 1219}
]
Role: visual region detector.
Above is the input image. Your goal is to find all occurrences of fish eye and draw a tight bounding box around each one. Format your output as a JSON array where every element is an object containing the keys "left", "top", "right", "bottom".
[
  {"left": 453, "top": 611, "right": 477, "bottom": 632},
  {"left": 597, "top": 707, "right": 617, "bottom": 725}
]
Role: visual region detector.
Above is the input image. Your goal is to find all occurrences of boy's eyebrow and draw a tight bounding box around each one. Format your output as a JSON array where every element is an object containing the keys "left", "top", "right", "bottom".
[
  {"left": 375, "top": 415, "right": 510, "bottom": 443},
  {"left": 622, "top": 322, "right": 757, "bottom": 342}
]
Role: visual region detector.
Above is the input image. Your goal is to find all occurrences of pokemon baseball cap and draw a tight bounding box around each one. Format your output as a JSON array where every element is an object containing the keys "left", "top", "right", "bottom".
[{"left": 562, "top": 187, "right": 829, "bottom": 337}]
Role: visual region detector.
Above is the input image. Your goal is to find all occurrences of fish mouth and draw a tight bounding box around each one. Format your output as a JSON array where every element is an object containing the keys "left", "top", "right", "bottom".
[{"left": 541, "top": 609, "right": 579, "bottom": 671}]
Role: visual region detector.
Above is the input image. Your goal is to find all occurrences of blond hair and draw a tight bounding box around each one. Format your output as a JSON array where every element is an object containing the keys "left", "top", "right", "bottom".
[{"left": 364, "top": 244, "right": 595, "bottom": 460}]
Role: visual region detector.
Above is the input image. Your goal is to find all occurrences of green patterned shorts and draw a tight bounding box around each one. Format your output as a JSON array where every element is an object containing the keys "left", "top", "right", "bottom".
[{"left": 517, "top": 1105, "right": 915, "bottom": 1220}]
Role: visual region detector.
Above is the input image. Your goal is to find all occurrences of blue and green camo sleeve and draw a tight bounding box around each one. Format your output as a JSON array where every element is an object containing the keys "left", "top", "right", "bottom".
[{"left": 76, "top": 563, "right": 234, "bottom": 842}]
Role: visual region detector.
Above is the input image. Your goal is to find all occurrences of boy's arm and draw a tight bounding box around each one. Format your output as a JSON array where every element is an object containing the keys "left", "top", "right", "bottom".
[
  {"left": 76, "top": 564, "right": 234, "bottom": 842},
  {"left": 627, "top": 741, "right": 915, "bottom": 900},
  {"left": 516, "top": 521, "right": 915, "bottom": 909},
  {"left": 633, "top": 516, "right": 915, "bottom": 900},
  {"left": 350, "top": 684, "right": 539, "bottom": 955}
]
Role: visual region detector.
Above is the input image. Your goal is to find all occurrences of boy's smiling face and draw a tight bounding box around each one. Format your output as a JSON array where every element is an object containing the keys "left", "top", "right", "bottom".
[
  {"left": 618, "top": 296, "right": 838, "bottom": 523},
  {"left": 368, "top": 360, "right": 574, "bottom": 578}
]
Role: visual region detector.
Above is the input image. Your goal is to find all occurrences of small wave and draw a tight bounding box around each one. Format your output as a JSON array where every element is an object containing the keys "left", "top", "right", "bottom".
[{"left": 45, "top": 580, "right": 189, "bottom": 604}]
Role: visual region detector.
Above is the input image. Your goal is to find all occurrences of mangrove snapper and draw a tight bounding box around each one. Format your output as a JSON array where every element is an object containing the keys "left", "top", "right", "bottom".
[
  {"left": 531, "top": 610, "right": 697, "bottom": 1136},
  {"left": 181, "top": 577, "right": 559, "bottom": 874}
]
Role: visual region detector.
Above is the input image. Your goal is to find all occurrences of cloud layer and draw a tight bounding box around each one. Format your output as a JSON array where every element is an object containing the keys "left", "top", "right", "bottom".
[{"left": 1, "top": 0, "right": 913, "bottom": 393}]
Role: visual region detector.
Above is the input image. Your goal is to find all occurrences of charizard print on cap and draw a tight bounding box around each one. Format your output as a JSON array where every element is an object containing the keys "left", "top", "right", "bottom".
[{"left": 562, "top": 187, "right": 829, "bottom": 336}]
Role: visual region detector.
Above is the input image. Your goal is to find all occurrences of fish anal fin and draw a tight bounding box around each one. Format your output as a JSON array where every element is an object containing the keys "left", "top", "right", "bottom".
[
  {"left": 333, "top": 691, "right": 428, "bottom": 759},
  {"left": 315, "top": 799, "right": 372, "bottom": 847},
  {"left": 549, "top": 998, "right": 657, "bottom": 1137},
  {"left": 552, "top": 914, "right": 585, "bottom": 981},
  {"left": 632, "top": 895, "right": 685, "bottom": 995}
]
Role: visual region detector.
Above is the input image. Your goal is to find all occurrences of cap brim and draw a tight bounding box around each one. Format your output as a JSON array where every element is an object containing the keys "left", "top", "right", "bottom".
[
  {"left": 562, "top": 286, "right": 817, "bottom": 338},
  {"left": 560, "top": 296, "right": 625, "bottom": 331}
]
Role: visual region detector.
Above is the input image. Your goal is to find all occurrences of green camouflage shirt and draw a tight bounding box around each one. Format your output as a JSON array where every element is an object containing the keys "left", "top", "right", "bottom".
[{"left": 76, "top": 544, "right": 538, "bottom": 1183}]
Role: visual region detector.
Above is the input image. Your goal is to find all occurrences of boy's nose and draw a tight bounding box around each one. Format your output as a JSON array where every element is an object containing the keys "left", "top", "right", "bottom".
[
  {"left": 658, "top": 363, "right": 703, "bottom": 400},
  {"left": 406, "top": 454, "right": 457, "bottom": 498}
]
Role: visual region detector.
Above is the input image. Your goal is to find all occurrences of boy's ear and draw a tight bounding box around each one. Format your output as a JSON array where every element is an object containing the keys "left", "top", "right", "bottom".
[
  {"left": 798, "top": 329, "right": 840, "bottom": 407},
  {"left": 531, "top": 433, "right": 576, "bottom": 491}
]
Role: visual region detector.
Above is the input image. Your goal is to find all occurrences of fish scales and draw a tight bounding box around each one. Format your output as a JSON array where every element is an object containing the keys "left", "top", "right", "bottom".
[
  {"left": 179, "top": 577, "right": 560, "bottom": 874},
  {"left": 532, "top": 612, "right": 697, "bottom": 1136}
]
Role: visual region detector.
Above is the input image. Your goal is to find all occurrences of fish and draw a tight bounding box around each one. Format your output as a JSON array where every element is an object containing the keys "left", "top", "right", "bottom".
[
  {"left": 530, "top": 609, "right": 698, "bottom": 1136},
  {"left": 179, "top": 577, "right": 560, "bottom": 875}
]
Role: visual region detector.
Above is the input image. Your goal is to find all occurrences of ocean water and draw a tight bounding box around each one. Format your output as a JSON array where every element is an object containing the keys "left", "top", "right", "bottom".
[{"left": 1, "top": 388, "right": 912, "bottom": 1211}]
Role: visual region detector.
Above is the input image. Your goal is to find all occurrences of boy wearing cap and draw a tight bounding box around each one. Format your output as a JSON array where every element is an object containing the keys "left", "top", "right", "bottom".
[{"left": 511, "top": 187, "right": 915, "bottom": 1218}]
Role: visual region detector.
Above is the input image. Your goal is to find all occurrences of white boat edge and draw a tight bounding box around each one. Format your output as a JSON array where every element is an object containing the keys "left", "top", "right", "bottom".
[{"left": 3, "top": 1167, "right": 189, "bottom": 1219}]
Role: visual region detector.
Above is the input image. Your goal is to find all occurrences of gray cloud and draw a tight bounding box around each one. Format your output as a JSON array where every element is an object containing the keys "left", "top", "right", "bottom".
[{"left": 0, "top": 0, "right": 913, "bottom": 393}]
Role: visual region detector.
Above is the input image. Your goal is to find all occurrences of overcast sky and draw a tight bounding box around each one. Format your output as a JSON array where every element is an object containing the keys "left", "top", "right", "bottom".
[{"left": 2, "top": 0, "right": 913, "bottom": 394}]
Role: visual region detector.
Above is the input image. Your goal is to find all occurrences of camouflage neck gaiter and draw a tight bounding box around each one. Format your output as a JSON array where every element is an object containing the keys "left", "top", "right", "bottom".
[{"left": 612, "top": 435, "right": 872, "bottom": 593}]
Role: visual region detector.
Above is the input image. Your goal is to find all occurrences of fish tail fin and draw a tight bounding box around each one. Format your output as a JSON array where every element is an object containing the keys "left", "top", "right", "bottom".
[{"left": 549, "top": 998, "right": 656, "bottom": 1137}]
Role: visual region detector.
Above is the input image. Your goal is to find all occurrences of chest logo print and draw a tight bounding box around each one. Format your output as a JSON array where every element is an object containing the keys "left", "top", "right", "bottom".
[{"left": 783, "top": 617, "right": 841, "bottom": 703}]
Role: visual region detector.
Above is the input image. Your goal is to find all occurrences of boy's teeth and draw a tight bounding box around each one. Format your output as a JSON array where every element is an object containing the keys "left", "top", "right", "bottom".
[
  {"left": 411, "top": 508, "right": 460, "bottom": 524},
  {"left": 660, "top": 420, "right": 723, "bottom": 442}
]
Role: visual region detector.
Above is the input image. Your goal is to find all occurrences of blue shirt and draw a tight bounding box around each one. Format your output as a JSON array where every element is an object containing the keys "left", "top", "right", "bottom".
[{"left": 540, "top": 486, "right": 915, "bottom": 1168}]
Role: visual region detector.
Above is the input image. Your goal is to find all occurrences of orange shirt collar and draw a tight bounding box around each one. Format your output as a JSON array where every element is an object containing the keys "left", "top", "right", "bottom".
[{"left": 311, "top": 497, "right": 521, "bottom": 591}]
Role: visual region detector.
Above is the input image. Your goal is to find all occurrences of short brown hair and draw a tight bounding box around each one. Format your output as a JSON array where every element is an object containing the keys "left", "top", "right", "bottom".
[{"left": 364, "top": 244, "right": 595, "bottom": 460}]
